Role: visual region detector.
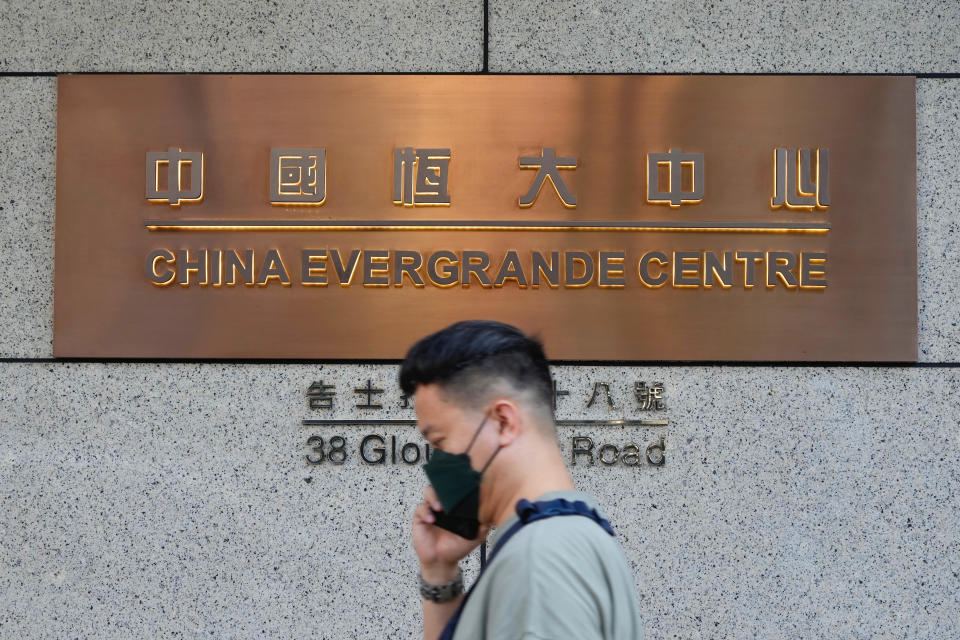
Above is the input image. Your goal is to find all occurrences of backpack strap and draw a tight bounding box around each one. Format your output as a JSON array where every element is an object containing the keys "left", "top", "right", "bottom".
[{"left": 437, "top": 497, "right": 614, "bottom": 640}]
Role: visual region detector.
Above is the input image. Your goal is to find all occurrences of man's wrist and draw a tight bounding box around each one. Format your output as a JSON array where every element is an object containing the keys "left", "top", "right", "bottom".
[{"left": 420, "top": 561, "right": 460, "bottom": 585}]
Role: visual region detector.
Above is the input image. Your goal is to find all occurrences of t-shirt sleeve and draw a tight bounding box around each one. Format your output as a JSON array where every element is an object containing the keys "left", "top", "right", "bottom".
[{"left": 481, "top": 520, "right": 612, "bottom": 640}]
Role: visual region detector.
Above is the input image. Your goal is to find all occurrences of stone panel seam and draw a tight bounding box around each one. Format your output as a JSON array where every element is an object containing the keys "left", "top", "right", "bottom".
[
  {"left": 2, "top": 358, "right": 959, "bottom": 368},
  {"left": 2, "top": 72, "right": 960, "bottom": 78}
]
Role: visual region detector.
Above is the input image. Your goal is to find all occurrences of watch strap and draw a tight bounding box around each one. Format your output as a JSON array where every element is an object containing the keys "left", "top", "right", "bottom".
[{"left": 419, "top": 568, "right": 464, "bottom": 603}]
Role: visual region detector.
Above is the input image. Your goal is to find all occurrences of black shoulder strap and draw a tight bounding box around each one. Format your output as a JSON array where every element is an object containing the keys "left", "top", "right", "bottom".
[{"left": 437, "top": 497, "right": 614, "bottom": 640}]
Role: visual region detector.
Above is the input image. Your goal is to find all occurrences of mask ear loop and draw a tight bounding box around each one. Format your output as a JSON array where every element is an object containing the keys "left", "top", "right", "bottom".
[
  {"left": 465, "top": 408, "right": 503, "bottom": 473},
  {"left": 479, "top": 442, "right": 503, "bottom": 474},
  {"left": 463, "top": 410, "right": 491, "bottom": 454}
]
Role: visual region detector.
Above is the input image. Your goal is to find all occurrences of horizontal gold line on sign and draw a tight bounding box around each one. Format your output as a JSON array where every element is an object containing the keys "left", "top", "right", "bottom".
[
  {"left": 300, "top": 418, "right": 668, "bottom": 427},
  {"left": 556, "top": 419, "right": 668, "bottom": 427},
  {"left": 146, "top": 219, "right": 830, "bottom": 233}
]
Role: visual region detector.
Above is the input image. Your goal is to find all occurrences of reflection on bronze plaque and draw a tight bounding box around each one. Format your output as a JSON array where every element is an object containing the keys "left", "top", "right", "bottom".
[{"left": 54, "top": 75, "right": 916, "bottom": 361}]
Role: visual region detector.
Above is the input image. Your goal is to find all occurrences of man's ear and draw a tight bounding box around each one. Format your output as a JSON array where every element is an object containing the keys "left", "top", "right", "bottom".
[{"left": 491, "top": 399, "right": 521, "bottom": 447}]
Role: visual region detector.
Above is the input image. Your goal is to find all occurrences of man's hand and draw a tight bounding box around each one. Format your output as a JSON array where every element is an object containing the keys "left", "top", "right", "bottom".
[{"left": 412, "top": 485, "right": 490, "bottom": 582}]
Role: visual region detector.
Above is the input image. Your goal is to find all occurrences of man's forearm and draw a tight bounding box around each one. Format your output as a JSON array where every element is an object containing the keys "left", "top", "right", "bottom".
[{"left": 423, "top": 594, "right": 463, "bottom": 640}]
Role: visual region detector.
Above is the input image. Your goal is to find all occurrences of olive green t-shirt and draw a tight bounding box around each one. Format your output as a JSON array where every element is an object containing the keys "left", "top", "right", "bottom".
[{"left": 451, "top": 490, "right": 645, "bottom": 640}]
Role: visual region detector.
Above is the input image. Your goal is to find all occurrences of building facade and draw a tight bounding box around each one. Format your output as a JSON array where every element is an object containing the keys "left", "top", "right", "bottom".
[{"left": 1, "top": 2, "right": 958, "bottom": 638}]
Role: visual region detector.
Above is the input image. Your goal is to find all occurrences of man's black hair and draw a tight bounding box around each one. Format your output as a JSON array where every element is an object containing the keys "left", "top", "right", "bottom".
[{"left": 399, "top": 320, "right": 554, "bottom": 417}]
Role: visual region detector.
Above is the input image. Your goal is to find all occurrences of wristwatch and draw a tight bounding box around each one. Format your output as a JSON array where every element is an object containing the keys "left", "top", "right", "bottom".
[{"left": 419, "top": 568, "right": 464, "bottom": 603}]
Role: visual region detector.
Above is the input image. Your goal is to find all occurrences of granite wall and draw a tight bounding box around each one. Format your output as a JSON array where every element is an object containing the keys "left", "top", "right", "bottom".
[{"left": 1, "top": 2, "right": 958, "bottom": 638}]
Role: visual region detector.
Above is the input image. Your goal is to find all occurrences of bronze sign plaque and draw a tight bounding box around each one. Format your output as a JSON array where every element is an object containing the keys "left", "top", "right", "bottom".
[{"left": 54, "top": 74, "right": 917, "bottom": 360}]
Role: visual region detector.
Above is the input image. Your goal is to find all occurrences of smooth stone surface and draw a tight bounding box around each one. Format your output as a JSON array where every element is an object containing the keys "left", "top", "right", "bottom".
[
  {"left": 1, "top": 77, "right": 957, "bottom": 361},
  {"left": 0, "top": 1, "right": 482, "bottom": 72},
  {"left": 1, "top": 362, "right": 958, "bottom": 638},
  {"left": 489, "top": 1, "right": 960, "bottom": 73},
  {"left": 0, "top": 78, "right": 56, "bottom": 359}
]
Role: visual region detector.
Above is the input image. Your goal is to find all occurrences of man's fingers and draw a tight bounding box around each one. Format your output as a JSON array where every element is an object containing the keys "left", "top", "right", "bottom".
[
  {"left": 424, "top": 485, "right": 442, "bottom": 512},
  {"left": 413, "top": 500, "right": 436, "bottom": 525}
]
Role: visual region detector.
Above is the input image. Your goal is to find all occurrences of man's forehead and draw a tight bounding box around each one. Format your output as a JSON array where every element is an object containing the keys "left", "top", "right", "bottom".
[
  {"left": 413, "top": 383, "right": 472, "bottom": 436},
  {"left": 413, "top": 381, "right": 453, "bottom": 406}
]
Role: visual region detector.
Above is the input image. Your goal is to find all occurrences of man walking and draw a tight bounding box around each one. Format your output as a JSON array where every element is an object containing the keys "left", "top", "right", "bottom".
[{"left": 401, "top": 320, "right": 645, "bottom": 639}]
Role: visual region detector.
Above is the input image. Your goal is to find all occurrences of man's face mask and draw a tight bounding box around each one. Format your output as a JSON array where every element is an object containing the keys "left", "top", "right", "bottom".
[{"left": 422, "top": 409, "right": 502, "bottom": 540}]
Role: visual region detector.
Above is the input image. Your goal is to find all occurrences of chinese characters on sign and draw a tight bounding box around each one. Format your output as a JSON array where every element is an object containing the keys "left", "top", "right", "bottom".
[
  {"left": 647, "top": 148, "right": 704, "bottom": 207},
  {"left": 147, "top": 145, "right": 825, "bottom": 211},
  {"left": 519, "top": 148, "right": 579, "bottom": 208},
  {"left": 305, "top": 378, "right": 666, "bottom": 412},
  {"left": 270, "top": 148, "right": 326, "bottom": 205},
  {"left": 145, "top": 146, "right": 203, "bottom": 206},
  {"left": 771, "top": 148, "right": 830, "bottom": 209},
  {"left": 635, "top": 381, "right": 666, "bottom": 410},
  {"left": 393, "top": 147, "right": 451, "bottom": 206}
]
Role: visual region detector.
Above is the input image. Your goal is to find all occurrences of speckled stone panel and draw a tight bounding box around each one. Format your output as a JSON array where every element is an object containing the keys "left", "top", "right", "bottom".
[
  {"left": 489, "top": 1, "right": 960, "bottom": 73},
  {"left": 1, "top": 77, "right": 957, "bottom": 360},
  {"left": 0, "top": 77, "right": 56, "bottom": 359},
  {"left": 0, "top": 1, "right": 482, "bottom": 72},
  {"left": 1, "top": 363, "right": 958, "bottom": 638},
  {"left": 918, "top": 80, "right": 960, "bottom": 362}
]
